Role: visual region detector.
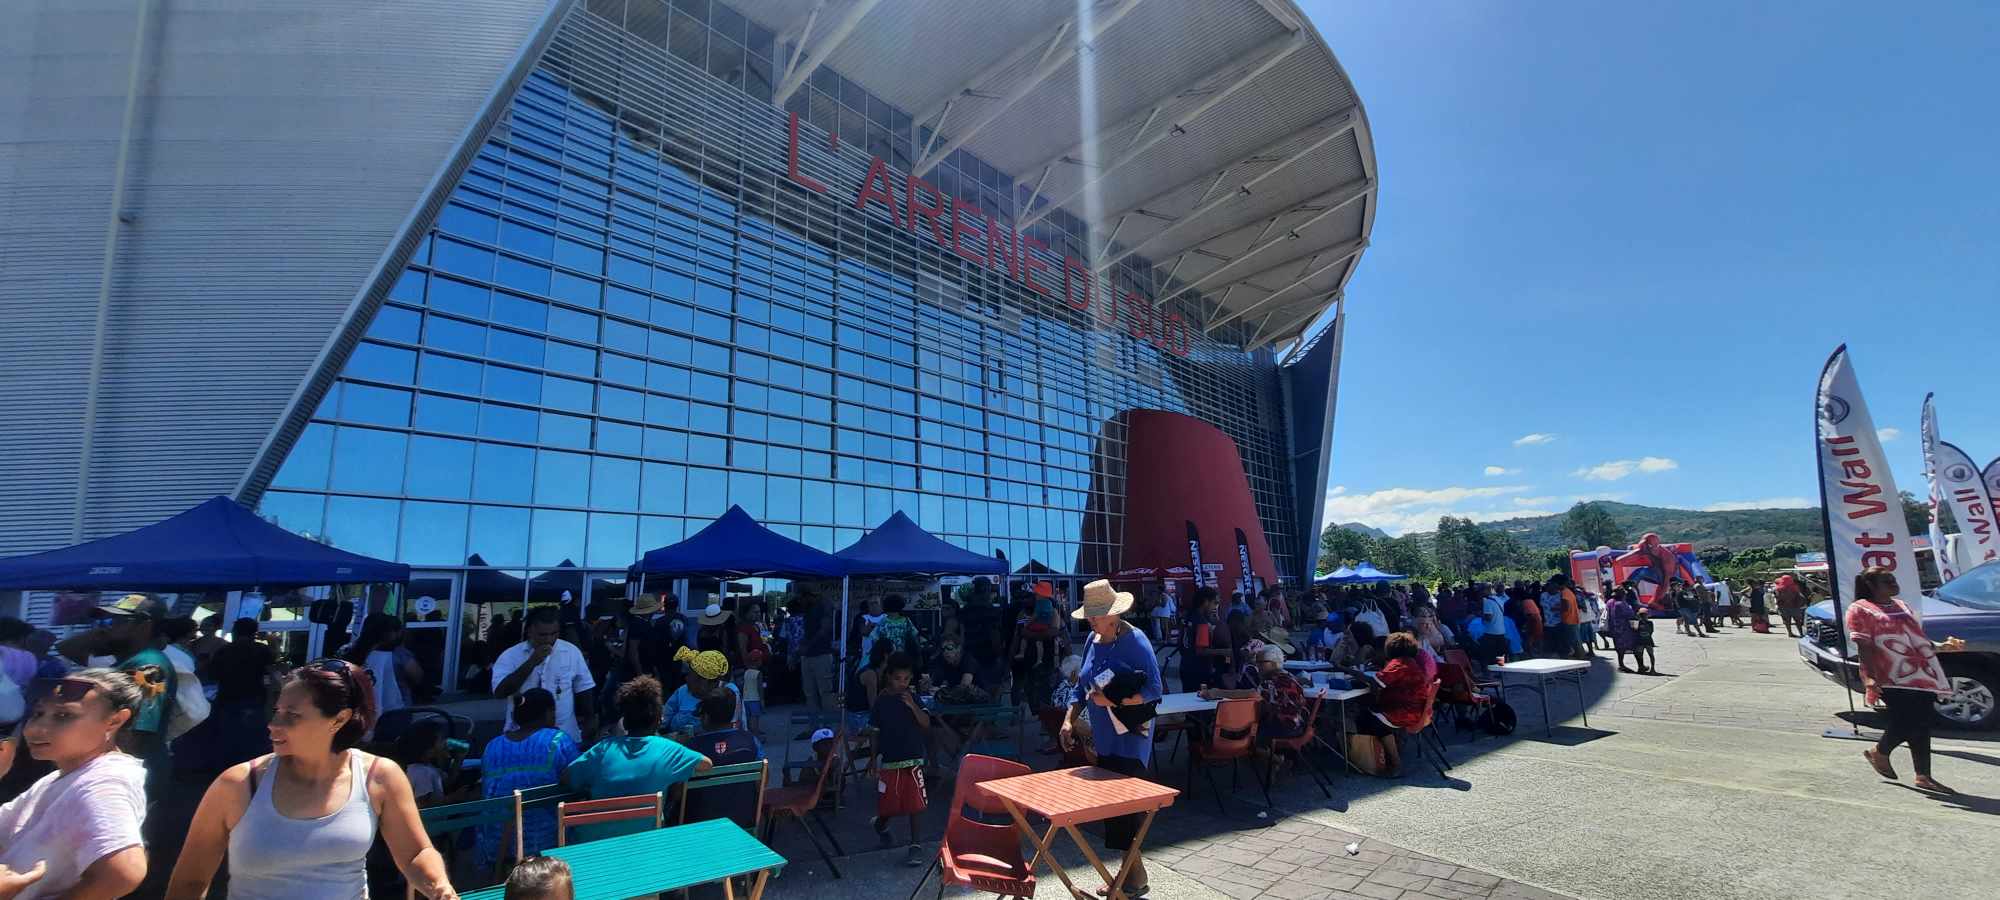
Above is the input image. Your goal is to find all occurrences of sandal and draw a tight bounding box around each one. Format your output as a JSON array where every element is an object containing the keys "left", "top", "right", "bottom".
[
  {"left": 1863, "top": 749, "right": 1898, "bottom": 780},
  {"left": 1913, "top": 776, "right": 1955, "bottom": 795},
  {"left": 1095, "top": 884, "right": 1150, "bottom": 898}
]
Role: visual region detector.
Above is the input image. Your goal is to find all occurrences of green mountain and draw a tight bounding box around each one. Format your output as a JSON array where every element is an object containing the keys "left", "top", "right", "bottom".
[
  {"left": 1466, "top": 501, "right": 1824, "bottom": 551},
  {"left": 1335, "top": 522, "right": 1389, "bottom": 540}
]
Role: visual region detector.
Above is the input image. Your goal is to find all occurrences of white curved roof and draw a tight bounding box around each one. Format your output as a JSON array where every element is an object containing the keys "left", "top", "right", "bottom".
[{"left": 735, "top": 0, "right": 1375, "bottom": 351}]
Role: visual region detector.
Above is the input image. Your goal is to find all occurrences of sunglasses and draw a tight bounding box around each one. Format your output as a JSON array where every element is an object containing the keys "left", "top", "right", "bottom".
[
  {"left": 309, "top": 658, "right": 364, "bottom": 709},
  {"left": 28, "top": 677, "right": 97, "bottom": 705}
]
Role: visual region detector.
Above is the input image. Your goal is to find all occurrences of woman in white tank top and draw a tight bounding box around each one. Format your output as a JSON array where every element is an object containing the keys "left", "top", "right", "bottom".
[{"left": 165, "top": 658, "right": 457, "bottom": 900}]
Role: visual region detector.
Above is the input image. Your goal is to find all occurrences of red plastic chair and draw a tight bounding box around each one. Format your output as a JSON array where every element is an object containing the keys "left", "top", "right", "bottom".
[
  {"left": 906, "top": 754, "right": 1035, "bottom": 900},
  {"left": 1436, "top": 659, "right": 1496, "bottom": 738},
  {"left": 1187, "top": 697, "right": 1265, "bottom": 812},
  {"left": 762, "top": 744, "right": 847, "bottom": 878},
  {"left": 1264, "top": 693, "right": 1330, "bottom": 799},
  {"left": 1399, "top": 680, "right": 1452, "bottom": 778},
  {"left": 554, "top": 791, "right": 664, "bottom": 846},
  {"left": 1444, "top": 648, "right": 1499, "bottom": 693}
]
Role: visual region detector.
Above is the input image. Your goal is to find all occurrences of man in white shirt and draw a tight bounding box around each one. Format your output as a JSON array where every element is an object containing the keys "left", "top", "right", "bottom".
[{"left": 491, "top": 607, "right": 596, "bottom": 742}]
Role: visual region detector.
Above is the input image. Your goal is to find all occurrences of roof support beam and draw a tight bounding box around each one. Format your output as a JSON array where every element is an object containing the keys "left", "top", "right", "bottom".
[
  {"left": 1153, "top": 184, "right": 1371, "bottom": 308},
  {"left": 1095, "top": 115, "right": 1360, "bottom": 272},
  {"left": 911, "top": 0, "right": 1148, "bottom": 176},
  {"left": 772, "top": 0, "right": 886, "bottom": 107},
  {"left": 1086, "top": 113, "right": 1349, "bottom": 234},
  {"left": 1016, "top": 31, "right": 1306, "bottom": 229},
  {"left": 775, "top": 3, "right": 822, "bottom": 76},
  {"left": 1250, "top": 295, "right": 1335, "bottom": 349},
  {"left": 1204, "top": 242, "right": 1365, "bottom": 333},
  {"left": 1140, "top": 176, "right": 1369, "bottom": 286}
]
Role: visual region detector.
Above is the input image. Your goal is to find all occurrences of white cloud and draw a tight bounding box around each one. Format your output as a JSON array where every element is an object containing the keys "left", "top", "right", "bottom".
[
  {"left": 1329, "top": 485, "right": 1346, "bottom": 496},
  {"left": 1573, "top": 456, "right": 1679, "bottom": 481},
  {"left": 1322, "top": 484, "right": 1534, "bottom": 536},
  {"left": 1513, "top": 496, "right": 1557, "bottom": 506},
  {"left": 1513, "top": 433, "right": 1557, "bottom": 447},
  {"left": 1483, "top": 465, "right": 1518, "bottom": 477},
  {"left": 1877, "top": 427, "right": 1902, "bottom": 443},
  {"left": 1702, "top": 497, "right": 1815, "bottom": 512}
]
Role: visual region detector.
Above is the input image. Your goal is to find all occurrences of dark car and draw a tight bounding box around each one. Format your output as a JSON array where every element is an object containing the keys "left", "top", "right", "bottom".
[{"left": 1799, "top": 560, "right": 2000, "bottom": 729}]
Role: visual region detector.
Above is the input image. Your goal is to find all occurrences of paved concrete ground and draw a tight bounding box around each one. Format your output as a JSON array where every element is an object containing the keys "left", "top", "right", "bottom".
[
  {"left": 762, "top": 623, "right": 1999, "bottom": 900},
  {"left": 1305, "top": 625, "right": 2000, "bottom": 900}
]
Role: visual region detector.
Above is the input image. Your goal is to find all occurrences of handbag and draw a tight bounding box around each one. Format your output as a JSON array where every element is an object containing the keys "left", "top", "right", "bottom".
[
  {"left": 163, "top": 648, "right": 209, "bottom": 742},
  {"left": 1346, "top": 733, "right": 1388, "bottom": 775}
]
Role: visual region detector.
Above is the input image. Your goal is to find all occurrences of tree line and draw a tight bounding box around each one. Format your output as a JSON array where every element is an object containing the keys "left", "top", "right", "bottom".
[{"left": 1319, "top": 500, "right": 1836, "bottom": 587}]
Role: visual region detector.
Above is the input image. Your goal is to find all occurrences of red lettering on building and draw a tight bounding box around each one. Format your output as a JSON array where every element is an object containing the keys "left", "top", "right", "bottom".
[
  {"left": 782, "top": 116, "right": 1193, "bottom": 357},
  {"left": 1146, "top": 298, "right": 1171, "bottom": 351},
  {"left": 906, "top": 175, "right": 951, "bottom": 247},
  {"left": 1062, "top": 256, "right": 1092, "bottom": 312},
  {"left": 984, "top": 214, "right": 1019, "bottom": 281},
  {"left": 1165, "top": 312, "right": 1190, "bottom": 356},
  {"left": 950, "top": 198, "right": 987, "bottom": 266},
  {"left": 785, "top": 112, "right": 827, "bottom": 194},
  {"left": 854, "top": 158, "right": 906, "bottom": 228},
  {"left": 1121, "top": 288, "right": 1151, "bottom": 341},
  {"left": 1018, "top": 233, "right": 1055, "bottom": 299}
]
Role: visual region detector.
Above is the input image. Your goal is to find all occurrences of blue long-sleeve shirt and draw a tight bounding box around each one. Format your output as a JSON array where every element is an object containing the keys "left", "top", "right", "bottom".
[{"left": 1074, "top": 626, "right": 1163, "bottom": 764}]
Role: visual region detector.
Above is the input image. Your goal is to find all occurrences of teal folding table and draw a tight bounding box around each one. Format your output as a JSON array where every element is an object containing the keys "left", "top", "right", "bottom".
[{"left": 460, "top": 817, "right": 785, "bottom": 900}]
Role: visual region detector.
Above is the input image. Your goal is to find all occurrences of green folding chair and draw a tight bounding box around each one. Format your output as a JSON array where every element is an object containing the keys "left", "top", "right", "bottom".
[
  {"left": 677, "top": 759, "right": 770, "bottom": 833},
  {"left": 512, "top": 784, "right": 578, "bottom": 862},
  {"left": 408, "top": 795, "right": 515, "bottom": 898}
]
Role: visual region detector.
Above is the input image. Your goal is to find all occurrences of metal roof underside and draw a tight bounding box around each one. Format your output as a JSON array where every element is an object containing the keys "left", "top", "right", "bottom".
[{"left": 733, "top": 0, "right": 1374, "bottom": 351}]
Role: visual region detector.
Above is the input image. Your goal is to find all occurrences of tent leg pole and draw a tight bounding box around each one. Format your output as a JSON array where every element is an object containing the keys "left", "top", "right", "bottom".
[{"left": 837, "top": 576, "right": 850, "bottom": 696}]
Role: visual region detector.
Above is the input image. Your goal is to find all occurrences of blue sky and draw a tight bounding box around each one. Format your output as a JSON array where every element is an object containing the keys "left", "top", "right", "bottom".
[{"left": 1293, "top": 1, "right": 2000, "bottom": 535}]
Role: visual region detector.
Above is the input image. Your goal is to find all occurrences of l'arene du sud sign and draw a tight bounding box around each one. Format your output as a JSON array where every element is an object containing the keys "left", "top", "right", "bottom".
[{"left": 784, "top": 113, "right": 1195, "bottom": 357}]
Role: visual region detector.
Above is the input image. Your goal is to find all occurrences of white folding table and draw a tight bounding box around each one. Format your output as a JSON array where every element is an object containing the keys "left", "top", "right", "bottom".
[{"left": 1490, "top": 659, "right": 1591, "bottom": 737}]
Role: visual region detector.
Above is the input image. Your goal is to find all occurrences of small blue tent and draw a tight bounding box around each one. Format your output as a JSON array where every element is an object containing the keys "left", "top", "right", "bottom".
[
  {"left": 632, "top": 505, "right": 847, "bottom": 578},
  {"left": 1349, "top": 561, "right": 1407, "bottom": 582},
  {"left": 0, "top": 495, "right": 409, "bottom": 590},
  {"left": 834, "top": 512, "right": 1009, "bottom": 576},
  {"left": 1314, "top": 565, "right": 1358, "bottom": 586}
]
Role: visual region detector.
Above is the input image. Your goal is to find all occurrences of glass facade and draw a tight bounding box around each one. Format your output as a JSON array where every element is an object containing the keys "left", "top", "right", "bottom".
[{"left": 261, "top": 0, "right": 1312, "bottom": 685}]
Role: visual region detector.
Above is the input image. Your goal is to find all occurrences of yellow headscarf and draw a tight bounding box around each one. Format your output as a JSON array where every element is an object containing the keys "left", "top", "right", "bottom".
[{"left": 674, "top": 645, "right": 730, "bottom": 681}]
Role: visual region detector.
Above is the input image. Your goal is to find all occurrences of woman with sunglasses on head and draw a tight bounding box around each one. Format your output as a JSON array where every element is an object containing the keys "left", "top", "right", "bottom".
[
  {"left": 0, "top": 668, "right": 153, "bottom": 900},
  {"left": 166, "top": 659, "right": 457, "bottom": 900}
]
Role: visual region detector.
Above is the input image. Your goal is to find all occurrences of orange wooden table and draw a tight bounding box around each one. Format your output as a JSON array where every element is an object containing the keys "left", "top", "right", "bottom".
[{"left": 979, "top": 767, "right": 1180, "bottom": 900}]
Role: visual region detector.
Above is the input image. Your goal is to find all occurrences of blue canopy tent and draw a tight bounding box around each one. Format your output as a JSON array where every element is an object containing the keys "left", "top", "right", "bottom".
[
  {"left": 833, "top": 511, "right": 1009, "bottom": 576},
  {"left": 631, "top": 505, "right": 855, "bottom": 692},
  {"left": 632, "top": 505, "right": 847, "bottom": 579},
  {"left": 1314, "top": 562, "right": 1407, "bottom": 586},
  {"left": 833, "top": 513, "right": 1008, "bottom": 693},
  {"left": 1314, "top": 565, "right": 1358, "bottom": 586},
  {"left": 1350, "top": 561, "right": 1407, "bottom": 582},
  {"left": 0, "top": 495, "right": 408, "bottom": 591}
]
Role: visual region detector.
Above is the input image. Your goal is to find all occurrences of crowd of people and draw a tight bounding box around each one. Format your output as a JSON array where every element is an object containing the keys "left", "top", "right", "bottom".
[{"left": 0, "top": 560, "right": 1865, "bottom": 898}]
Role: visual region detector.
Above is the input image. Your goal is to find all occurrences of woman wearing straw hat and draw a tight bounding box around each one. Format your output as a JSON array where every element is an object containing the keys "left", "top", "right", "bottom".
[{"left": 1059, "top": 579, "right": 1163, "bottom": 897}]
